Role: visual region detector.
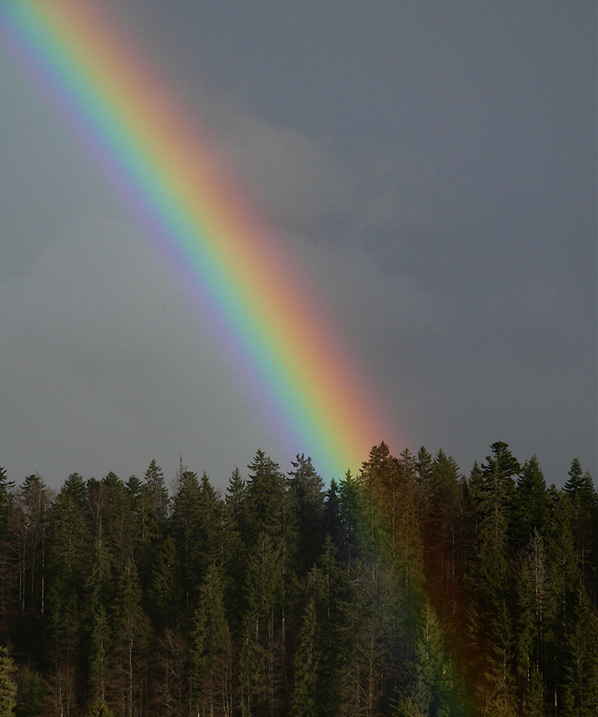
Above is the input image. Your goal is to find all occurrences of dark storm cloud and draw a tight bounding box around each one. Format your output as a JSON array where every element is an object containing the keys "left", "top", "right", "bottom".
[{"left": 1, "top": 1, "right": 595, "bottom": 488}]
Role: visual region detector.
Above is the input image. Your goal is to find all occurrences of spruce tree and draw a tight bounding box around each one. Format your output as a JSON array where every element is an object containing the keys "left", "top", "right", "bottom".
[
  {"left": 241, "top": 531, "right": 284, "bottom": 715},
  {"left": 85, "top": 699, "right": 115, "bottom": 716},
  {"left": 393, "top": 599, "right": 456, "bottom": 717},
  {"left": 171, "top": 468, "right": 202, "bottom": 614},
  {"left": 0, "top": 646, "right": 17, "bottom": 715},
  {"left": 89, "top": 604, "right": 111, "bottom": 705},
  {"left": 514, "top": 530, "right": 547, "bottom": 716},
  {"left": 148, "top": 535, "right": 181, "bottom": 630},
  {"left": 191, "top": 563, "right": 233, "bottom": 716},
  {"left": 512, "top": 457, "right": 547, "bottom": 550},
  {"left": 109, "top": 558, "right": 149, "bottom": 716},
  {"left": 288, "top": 454, "right": 325, "bottom": 576},
  {"left": 290, "top": 596, "right": 319, "bottom": 717}
]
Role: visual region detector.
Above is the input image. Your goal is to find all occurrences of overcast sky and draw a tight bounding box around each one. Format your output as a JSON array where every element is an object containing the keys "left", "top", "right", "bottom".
[{"left": 1, "top": 1, "right": 596, "bottom": 491}]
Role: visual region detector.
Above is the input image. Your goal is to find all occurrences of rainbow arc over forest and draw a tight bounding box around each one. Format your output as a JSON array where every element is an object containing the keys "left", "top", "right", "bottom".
[{"left": 2, "top": 0, "right": 397, "bottom": 479}]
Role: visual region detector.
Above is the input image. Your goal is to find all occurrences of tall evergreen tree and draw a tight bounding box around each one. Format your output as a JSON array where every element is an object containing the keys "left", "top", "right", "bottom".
[
  {"left": 148, "top": 535, "right": 181, "bottom": 630},
  {"left": 89, "top": 603, "right": 111, "bottom": 706},
  {"left": 289, "top": 596, "right": 319, "bottom": 717},
  {"left": 241, "top": 532, "right": 284, "bottom": 715},
  {"left": 288, "top": 454, "right": 325, "bottom": 575},
  {"left": 191, "top": 563, "right": 233, "bottom": 716},
  {"left": 0, "top": 646, "right": 17, "bottom": 716},
  {"left": 514, "top": 530, "right": 547, "bottom": 716},
  {"left": 512, "top": 457, "right": 548, "bottom": 550},
  {"left": 171, "top": 468, "right": 202, "bottom": 614},
  {"left": 13, "top": 473, "right": 50, "bottom": 619},
  {"left": 392, "top": 599, "right": 456, "bottom": 717},
  {"left": 108, "top": 558, "right": 149, "bottom": 716},
  {"left": 564, "top": 459, "right": 597, "bottom": 598},
  {"left": 465, "top": 444, "right": 520, "bottom": 715},
  {"left": 246, "top": 451, "right": 287, "bottom": 546}
]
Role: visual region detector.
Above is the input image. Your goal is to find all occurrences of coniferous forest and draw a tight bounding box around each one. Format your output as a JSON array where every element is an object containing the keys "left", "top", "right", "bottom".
[{"left": 0, "top": 442, "right": 596, "bottom": 716}]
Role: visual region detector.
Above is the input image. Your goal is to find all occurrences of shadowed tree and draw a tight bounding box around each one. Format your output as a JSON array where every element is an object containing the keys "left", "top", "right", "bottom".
[
  {"left": 290, "top": 595, "right": 319, "bottom": 717},
  {"left": 85, "top": 699, "right": 115, "bottom": 716},
  {"left": 0, "top": 646, "right": 17, "bottom": 715},
  {"left": 288, "top": 454, "right": 325, "bottom": 576},
  {"left": 191, "top": 562, "right": 234, "bottom": 717},
  {"left": 171, "top": 468, "right": 202, "bottom": 615},
  {"left": 564, "top": 459, "right": 597, "bottom": 598},
  {"left": 46, "top": 472, "right": 90, "bottom": 709},
  {"left": 89, "top": 603, "right": 111, "bottom": 706},
  {"left": 464, "top": 444, "right": 521, "bottom": 715},
  {"left": 514, "top": 530, "right": 547, "bottom": 716},
  {"left": 108, "top": 558, "right": 149, "bottom": 716},
  {"left": 240, "top": 531, "right": 284, "bottom": 716},
  {"left": 512, "top": 457, "right": 548, "bottom": 551}
]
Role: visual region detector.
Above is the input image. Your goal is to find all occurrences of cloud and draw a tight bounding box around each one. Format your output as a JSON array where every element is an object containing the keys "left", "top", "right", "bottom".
[{"left": 195, "top": 87, "right": 454, "bottom": 251}]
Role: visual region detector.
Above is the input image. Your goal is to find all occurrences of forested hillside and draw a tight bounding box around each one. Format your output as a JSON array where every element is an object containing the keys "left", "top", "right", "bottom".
[{"left": 0, "top": 442, "right": 596, "bottom": 716}]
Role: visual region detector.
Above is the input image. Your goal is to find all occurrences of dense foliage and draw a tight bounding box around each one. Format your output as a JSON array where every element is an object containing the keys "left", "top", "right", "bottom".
[{"left": 0, "top": 443, "right": 596, "bottom": 716}]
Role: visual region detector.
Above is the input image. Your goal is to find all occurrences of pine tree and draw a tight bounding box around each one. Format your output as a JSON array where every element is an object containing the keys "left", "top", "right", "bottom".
[
  {"left": 0, "top": 646, "right": 17, "bottom": 715},
  {"left": 288, "top": 454, "right": 325, "bottom": 576},
  {"left": 560, "top": 585, "right": 598, "bottom": 715},
  {"left": 337, "top": 470, "right": 363, "bottom": 565},
  {"left": 290, "top": 596, "right": 319, "bottom": 717},
  {"left": 100, "top": 473, "right": 138, "bottom": 570},
  {"left": 46, "top": 472, "right": 90, "bottom": 705},
  {"left": 171, "top": 468, "right": 202, "bottom": 614},
  {"left": 148, "top": 535, "right": 181, "bottom": 630},
  {"left": 0, "top": 466, "right": 14, "bottom": 537},
  {"left": 423, "top": 450, "right": 464, "bottom": 626},
  {"left": 336, "top": 558, "right": 397, "bottom": 716},
  {"left": 85, "top": 479, "right": 116, "bottom": 611},
  {"left": 14, "top": 666, "right": 47, "bottom": 717},
  {"left": 564, "top": 459, "right": 597, "bottom": 597},
  {"left": 109, "top": 558, "right": 149, "bottom": 716},
  {"left": 512, "top": 457, "right": 547, "bottom": 550},
  {"left": 514, "top": 530, "right": 547, "bottom": 716},
  {"left": 392, "top": 599, "right": 456, "bottom": 717},
  {"left": 85, "top": 698, "right": 115, "bottom": 716},
  {"left": 241, "top": 532, "right": 284, "bottom": 715},
  {"left": 323, "top": 479, "right": 343, "bottom": 548},
  {"left": 415, "top": 446, "right": 434, "bottom": 490},
  {"left": 225, "top": 469, "right": 248, "bottom": 632},
  {"left": 0, "top": 467, "right": 16, "bottom": 634},
  {"left": 246, "top": 450, "right": 287, "bottom": 546},
  {"left": 89, "top": 603, "right": 111, "bottom": 705},
  {"left": 191, "top": 563, "right": 233, "bottom": 716},
  {"left": 312, "top": 538, "right": 347, "bottom": 715},
  {"left": 13, "top": 473, "right": 50, "bottom": 619},
  {"left": 464, "top": 444, "right": 520, "bottom": 714}
]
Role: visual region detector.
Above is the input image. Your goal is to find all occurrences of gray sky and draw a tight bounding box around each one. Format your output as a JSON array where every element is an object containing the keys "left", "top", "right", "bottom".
[{"left": 1, "top": 1, "right": 596, "bottom": 490}]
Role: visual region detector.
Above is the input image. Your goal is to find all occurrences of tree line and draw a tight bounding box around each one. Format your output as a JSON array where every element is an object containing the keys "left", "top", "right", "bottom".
[{"left": 0, "top": 441, "right": 596, "bottom": 716}]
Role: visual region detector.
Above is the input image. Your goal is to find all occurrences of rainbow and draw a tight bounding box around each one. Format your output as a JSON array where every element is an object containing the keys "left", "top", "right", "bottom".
[{"left": 1, "top": 0, "right": 397, "bottom": 479}]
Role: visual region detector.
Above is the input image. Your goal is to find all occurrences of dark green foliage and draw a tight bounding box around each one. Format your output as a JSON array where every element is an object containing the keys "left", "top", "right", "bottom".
[
  {"left": 290, "top": 596, "right": 319, "bottom": 717},
  {"left": 0, "top": 466, "right": 14, "bottom": 536},
  {"left": 288, "top": 454, "right": 325, "bottom": 574},
  {"left": 85, "top": 699, "right": 115, "bottom": 716},
  {"left": 512, "top": 457, "right": 548, "bottom": 549},
  {"left": 0, "top": 443, "right": 595, "bottom": 716},
  {"left": 15, "top": 666, "right": 47, "bottom": 717},
  {"left": 148, "top": 535, "right": 181, "bottom": 629},
  {"left": 0, "top": 646, "right": 17, "bottom": 715},
  {"left": 89, "top": 603, "right": 111, "bottom": 705},
  {"left": 190, "top": 563, "right": 233, "bottom": 715}
]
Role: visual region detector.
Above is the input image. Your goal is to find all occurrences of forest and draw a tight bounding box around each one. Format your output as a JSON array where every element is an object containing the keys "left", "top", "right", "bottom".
[{"left": 0, "top": 441, "right": 596, "bottom": 716}]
